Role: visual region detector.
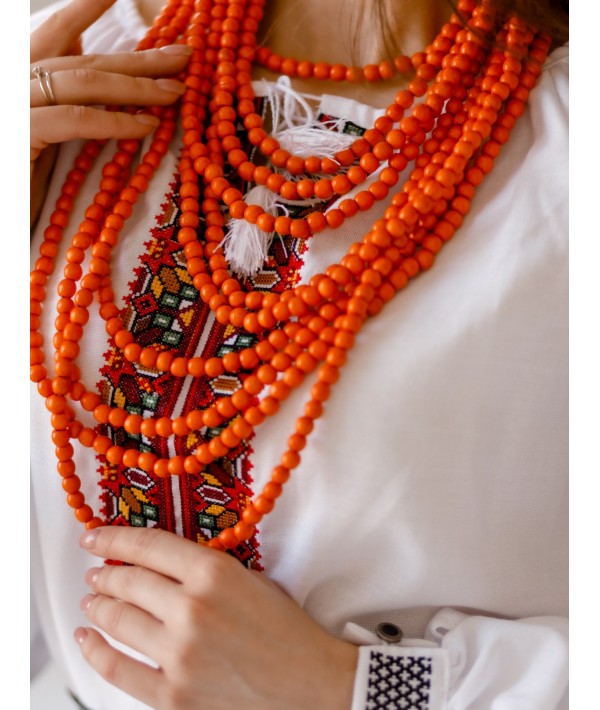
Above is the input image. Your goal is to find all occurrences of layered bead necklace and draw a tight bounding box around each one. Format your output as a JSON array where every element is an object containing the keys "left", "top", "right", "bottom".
[{"left": 30, "top": 0, "right": 551, "bottom": 552}]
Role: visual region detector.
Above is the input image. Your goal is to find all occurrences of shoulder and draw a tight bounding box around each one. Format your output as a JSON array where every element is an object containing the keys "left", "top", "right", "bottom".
[
  {"left": 535, "top": 43, "right": 568, "bottom": 116},
  {"left": 544, "top": 42, "right": 569, "bottom": 73}
]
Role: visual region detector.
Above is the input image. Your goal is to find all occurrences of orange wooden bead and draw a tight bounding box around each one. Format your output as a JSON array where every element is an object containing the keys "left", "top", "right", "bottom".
[
  {"left": 106, "top": 445, "right": 124, "bottom": 465},
  {"left": 57, "top": 460, "right": 76, "bottom": 478},
  {"left": 274, "top": 216, "right": 291, "bottom": 235},
  {"left": 121, "top": 449, "right": 140, "bottom": 469},
  {"left": 239, "top": 504, "right": 262, "bottom": 527},
  {"left": 311, "top": 381, "right": 331, "bottom": 403},
  {"left": 346, "top": 166, "right": 367, "bottom": 186},
  {"left": 75, "top": 506, "right": 94, "bottom": 524},
  {"left": 355, "top": 191, "right": 375, "bottom": 211},
  {"left": 253, "top": 495, "right": 275, "bottom": 514},
  {"left": 296, "top": 60, "right": 314, "bottom": 78},
  {"left": 270, "top": 380, "right": 291, "bottom": 401},
  {"left": 150, "top": 458, "right": 168, "bottom": 479},
  {"left": 320, "top": 209, "right": 342, "bottom": 230},
  {"left": 280, "top": 449, "right": 300, "bottom": 470},
  {"left": 263, "top": 481, "right": 284, "bottom": 501},
  {"left": 168, "top": 456, "right": 186, "bottom": 476},
  {"left": 313, "top": 62, "right": 331, "bottom": 80},
  {"left": 329, "top": 63, "right": 348, "bottom": 81},
  {"left": 62, "top": 474, "right": 81, "bottom": 494},
  {"left": 107, "top": 408, "right": 127, "bottom": 429},
  {"left": 155, "top": 417, "right": 173, "bottom": 438},
  {"left": 290, "top": 219, "right": 310, "bottom": 239},
  {"left": 306, "top": 212, "right": 328, "bottom": 233},
  {"left": 233, "top": 520, "right": 255, "bottom": 542},
  {"left": 92, "top": 404, "right": 110, "bottom": 424},
  {"left": 67, "top": 492, "right": 85, "bottom": 509},
  {"left": 304, "top": 155, "right": 322, "bottom": 175},
  {"left": 257, "top": 395, "right": 279, "bottom": 416},
  {"left": 215, "top": 397, "right": 237, "bottom": 419},
  {"left": 359, "top": 151, "right": 380, "bottom": 174},
  {"left": 155, "top": 351, "right": 174, "bottom": 372}
]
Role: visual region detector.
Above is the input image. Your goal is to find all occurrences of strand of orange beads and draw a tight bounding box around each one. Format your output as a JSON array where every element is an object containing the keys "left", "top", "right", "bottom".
[
  {"left": 208, "top": 17, "right": 463, "bottom": 201},
  {"left": 250, "top": 0, "right": 506, "bottom": 86},
  {"left": 30, "top": 0, "right": 550, "bottom": 547},
  {"left": 213, "top": 24, "right": 552, "bottom": 552},
  {"left": 173, "top": 3, "right": 489, "bottom": 313},
  {"left": 253, "top": 43, "right": 416, "bottom": 85},
  {"left": 221, "top": 12, "right": 515, "bottom": 244},
  {"left": 32, "top": 0, "right": 198, "bottom": 528},
  {"left": 192, "top": 6, "right": 476, "bottom": 239},
  {"left": 36, "top": 0, "right": 304, "bottom": 520},
  {"left": 185, "top": 2, "right": 548, "bottom": 368}
]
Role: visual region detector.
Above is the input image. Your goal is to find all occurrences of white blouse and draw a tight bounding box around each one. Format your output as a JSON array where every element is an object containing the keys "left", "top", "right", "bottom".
[{"left": 30, "top": 1, "right": 569, "bottom": 708}]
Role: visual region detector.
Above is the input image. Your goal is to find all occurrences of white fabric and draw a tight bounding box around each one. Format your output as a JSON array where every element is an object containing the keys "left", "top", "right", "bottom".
[
  {"left": 430, "top": 610, "right": 569, "bottom": 709},
  {"left": 30, "top": 2, "right": 569, "bottom": 708},
  {"left": 347, "top": 610, "right": 568, "bottom": 710}
]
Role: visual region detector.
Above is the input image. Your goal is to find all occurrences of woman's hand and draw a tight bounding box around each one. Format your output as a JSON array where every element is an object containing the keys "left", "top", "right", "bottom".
[
  {"left": 30, "top": 0, "right": 191, "bottom": 225},
  {"left": 77, "top": 526, "right": 358, "bottom": 710}
]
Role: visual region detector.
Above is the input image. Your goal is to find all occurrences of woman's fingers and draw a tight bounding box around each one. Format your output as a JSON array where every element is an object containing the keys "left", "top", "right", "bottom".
[
  {"left": 30, "top": 69, "right": 185, "bottom": 109},
  {"left": 86, "top": 564, "right": 182, "bottom": 622},
  {"left": 30, "top": 106, "right": 159, "bottom": 160},
  {"left": 75, "top": 627, "right": 163, "bottom": 708},
  {"left": 30, "top": 44, "right": 193, "bottom": 78},
  {"left": 31, "top": 0, "right": 117, "bottom": 61},
  {"left": 80, "top": 527, "right": 221, "bottom": 585},
  {"left": 81, "top": 591, "right": 165, "bottom": 662}
]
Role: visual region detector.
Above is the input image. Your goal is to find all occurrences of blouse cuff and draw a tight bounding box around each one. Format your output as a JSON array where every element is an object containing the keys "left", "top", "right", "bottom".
[{"left": 350, "top": 645, "right": 449, "bottom": 710}]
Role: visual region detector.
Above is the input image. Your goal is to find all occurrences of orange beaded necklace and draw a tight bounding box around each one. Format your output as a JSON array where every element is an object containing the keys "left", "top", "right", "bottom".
[{"left": 30, "top": 0, "right": 550, "bottom": 551}]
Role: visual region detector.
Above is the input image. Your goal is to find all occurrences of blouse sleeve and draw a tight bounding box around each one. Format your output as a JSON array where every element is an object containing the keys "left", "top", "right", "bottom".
[{"left": 347, "top": 608, "right": 568, "bottom": 709}]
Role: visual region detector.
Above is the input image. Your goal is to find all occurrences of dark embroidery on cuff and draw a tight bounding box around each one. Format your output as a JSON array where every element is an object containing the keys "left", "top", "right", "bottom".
[{"left": 365, "top": 651, "right": 432, "bottom": 709}]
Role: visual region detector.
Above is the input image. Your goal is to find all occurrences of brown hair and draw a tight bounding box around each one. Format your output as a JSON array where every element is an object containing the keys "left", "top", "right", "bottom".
[
  {"left": 468, "top": 0, "right": 568, "bottom": 44},
  {"left": 359, "top": 0, "right": 568, "bottom": 61}
]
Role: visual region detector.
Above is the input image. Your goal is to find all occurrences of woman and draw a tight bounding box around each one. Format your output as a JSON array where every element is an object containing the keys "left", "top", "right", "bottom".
[{"left": 30, "top": 0, "right": 569, "bottom": 707}]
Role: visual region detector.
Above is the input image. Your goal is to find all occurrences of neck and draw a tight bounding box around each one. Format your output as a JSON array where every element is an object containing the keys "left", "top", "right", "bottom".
[
  {"left": 138, "top": 0, "right": 451, "bottom": 58},
  {"left": 136, "top": 0, "right": 453, "bottom": 105},
  {"left": 257, "top": 0, "right": 451, "bottom": 65}
]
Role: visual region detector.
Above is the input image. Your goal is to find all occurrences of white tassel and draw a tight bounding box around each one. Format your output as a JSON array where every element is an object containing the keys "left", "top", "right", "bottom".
[
  {"left": 222, "top": 186, "right": 279, "bottom": 278},
  {"left": 223, "top": 78, "right": 356, "bottom": 277},
  {"left": 263, "top": 76, "right": 356, "bottom": 159}
]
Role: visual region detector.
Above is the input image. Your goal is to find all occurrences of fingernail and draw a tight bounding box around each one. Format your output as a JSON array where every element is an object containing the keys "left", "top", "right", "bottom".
[
  {"left": 159, "top": 43, "right": 193, "bottom": 55},
  {"left": 80, "top": 594, "right": 95, "bottom": 612},
  {"left": 155, "top": 78, "right": 186, "bottom": 95},
  {"left": 80, "top": 530, "right": 99, "bottom": 549},
  {"left": 85, "top": 567, "right": 101, "bottom": 587},
  {"left": 74, "top": 627, "right": 88, "bottom": 645},
  {"left": 134, "top": 113, "right": 160, "bottom": 126}
]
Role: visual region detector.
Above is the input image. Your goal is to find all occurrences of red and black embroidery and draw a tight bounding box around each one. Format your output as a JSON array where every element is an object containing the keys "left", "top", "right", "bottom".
[
  {"left": 96, "top": 102, "right": 365, "bottom": 566},
  {"left": 98, "top": 175, "right": 263, "bottom": 567}
]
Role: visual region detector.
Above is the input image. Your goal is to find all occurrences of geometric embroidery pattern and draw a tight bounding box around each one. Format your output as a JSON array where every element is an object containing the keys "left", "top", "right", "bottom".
[
  {"left": 96, "top": 99, "right": 366, "bottom": 568},
  {"left": 365, "top": 652, "right": 433, "bottom": 710},
  {"left": 97, "top": 175, "right": 268, "bottom": 568}
]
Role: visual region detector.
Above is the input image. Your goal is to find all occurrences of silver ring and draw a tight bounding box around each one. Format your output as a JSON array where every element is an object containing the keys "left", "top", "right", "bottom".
[{"left": 32, "top": 65, "right": 57, "bottom": 106}]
